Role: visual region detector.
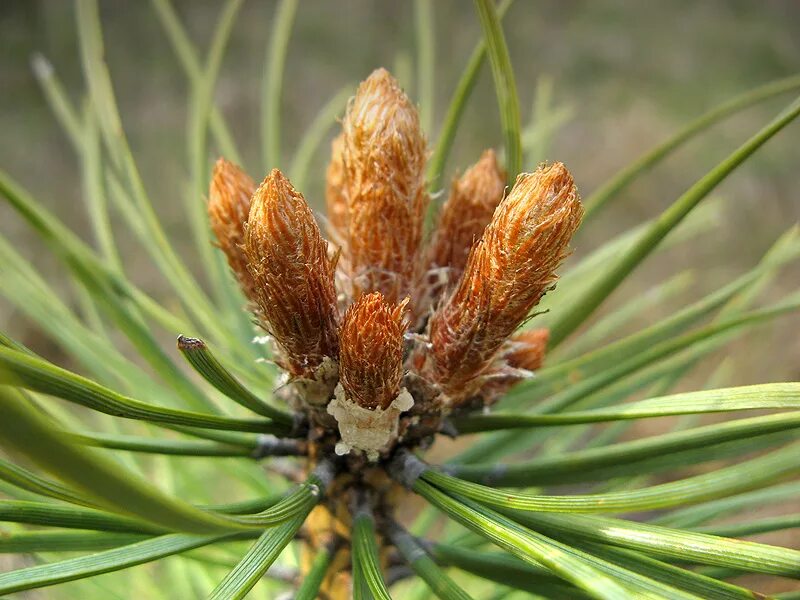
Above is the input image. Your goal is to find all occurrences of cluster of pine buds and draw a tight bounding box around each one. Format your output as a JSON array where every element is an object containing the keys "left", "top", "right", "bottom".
[{"left": 208, "top": 68, "right": 583, "bottom": 461}]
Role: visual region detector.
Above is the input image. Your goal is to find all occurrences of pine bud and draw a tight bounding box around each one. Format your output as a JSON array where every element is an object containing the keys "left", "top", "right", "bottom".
[
  {"left": 327, "top": 292, "right": 413, "bottom": 460},
  {"left": 505, "top": 328, "right": 549, "bottom": 373},
  {"left": 427, "top": 163, "right": 582, "bottom": 403},
  {"left": 324, "top": 133, "right": 348, "bottom": 247},
  {"left": 427, "top": 149, "right": 506, "bottom": 283},
  {"left": 417, "top": 149, "right": 505, "bottom": 322},
  {"left": 339, "top": 292, "right": 408, "bottom": 410},
  {"left": 208, "top": 158, "right": 257, "bottom": 301},
  {"left": 341, "top": 68, "right": 428, "bottom": 306},
  {"left": 476, "top": 328, "right": 551, "bottom": 405},
  {"left": 245, "top": 169, "right": 339, "bottom": 376}
]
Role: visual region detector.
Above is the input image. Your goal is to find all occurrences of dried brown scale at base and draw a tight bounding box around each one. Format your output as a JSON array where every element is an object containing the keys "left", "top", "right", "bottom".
[{"left": 206, "top": 66, "right": 581, "bottom": 590}]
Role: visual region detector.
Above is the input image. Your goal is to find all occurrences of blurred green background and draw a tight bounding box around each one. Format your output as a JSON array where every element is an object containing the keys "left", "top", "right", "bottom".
[
  {"left": 0, "top": 1, "right": 799, "bottom": 594},
  {"left": 2, "top": 0, "right": 797, "bottom": 381}
]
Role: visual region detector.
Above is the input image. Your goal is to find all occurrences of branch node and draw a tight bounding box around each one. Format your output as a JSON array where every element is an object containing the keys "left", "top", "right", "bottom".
[
  {"left": 388, "top": 448, "right": 428, "bottom": 488},
  {"left": 311, "top": 457, "right": 337, "bottom": 493},
  {"left": 251, "top": 434, "right": 307, "bottom": 459},
  {"left": 439, "top": 418, "right": 459, "bottom": 438}
]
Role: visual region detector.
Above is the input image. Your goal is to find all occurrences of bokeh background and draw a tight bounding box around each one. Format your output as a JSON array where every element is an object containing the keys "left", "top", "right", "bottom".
[
  {"left": 2, "top": 0, "right": 798, "bottom": 378},
  {"left": 1, "top": 0, "right": 799, "bottom": 595}
]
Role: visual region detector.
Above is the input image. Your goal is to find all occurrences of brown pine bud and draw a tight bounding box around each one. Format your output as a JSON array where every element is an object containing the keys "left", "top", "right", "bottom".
[
  {"left": 416, "top": 149, "right": 506, "bottom": 322},
  {"left": 208, "top": 158, "right": 258, "bottom": 301},
  {"left": 427, "top": 162, "right": 582, "bottom": 403},
  {"left": 428, "top": 149, "right": 507, "bottom": 282},
  {"left": 341, "top": 68, "right": 428, "bottom": 306},
  {"left": 505, "top": 328, "right": 550, "bottom": 373},
  {"left": 338, "top": 292, "right": 408, "bottom": 411},
  {"left": 325, "top": 133, "right": 348, "bottom": 247},
  {"left": 245, "top": 169, "right": 339, "bottom": 376},
  {"left": 327, "top": 292, "right": 413, "bottom": 460}
]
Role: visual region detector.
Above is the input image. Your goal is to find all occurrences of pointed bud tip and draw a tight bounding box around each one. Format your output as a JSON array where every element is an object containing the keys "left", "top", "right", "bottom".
[
  {"left": 212, "top": 156, "right": 234, "bottom": 175},
  {"left": 347, "top": 67, "right": 423, "bottom": 145},
  {"left": 458, "top": 149, "right": 506, "bottom": 202},
  {"left": 208, "top": 158, "right": 254, "bottom": 210},
  {"left": 208, "top": 159, "right": 255, "bottom": 233},
  {"left": 475, "top": 148, "right": 502, "bottom": 173},
  {"left": 497, "top": 162, "right": 583, "bottom": 258},
  {"left": 510, "top": 162, "right": 582, "bottom": 220},
  {"left": 361, "top": 67, "right": 403, "bottom": 99},
  {"left": 176, "top": 335, "right": 205, "bottom": 351},
  {"left": 249, "top": 168, "right": 305, "bottom": 226},
  {"left": 259, "top": 167, "right": 291, "bottom": 195}
]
